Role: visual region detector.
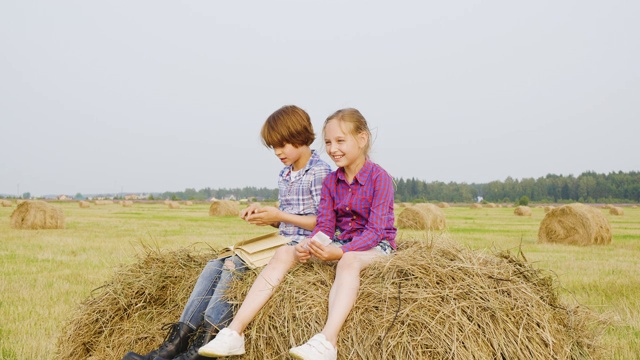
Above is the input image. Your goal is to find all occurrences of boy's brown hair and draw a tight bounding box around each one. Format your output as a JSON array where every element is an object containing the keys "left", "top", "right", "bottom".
[{"left": 261, "top": 105, "right": 315, "bottom": 149}]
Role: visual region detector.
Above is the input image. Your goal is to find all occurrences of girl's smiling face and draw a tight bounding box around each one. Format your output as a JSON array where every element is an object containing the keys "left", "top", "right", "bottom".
[{"left": 324, "top": 119, "right": 367, "bottom": 169}]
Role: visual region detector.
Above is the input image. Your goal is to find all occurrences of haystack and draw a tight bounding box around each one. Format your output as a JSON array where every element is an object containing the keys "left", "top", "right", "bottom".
[
  {"left": 168, "top": 202, "right": 180, "bottom": 209},
  {"left": 122, "top": 201, "right": 133, "bottom": 208},
  {"left": 1, "top": 199, "right": 12, "bottom": 207},
  {"left": 436, "top": 202, "right": 449, "bottom": 208},
  {"left": 79, "top": 201, "right": 90, "bottom": 208},
  {"left": 484, "top": 202, "right": 497, "bottom": 208},
  {"left": 543, "top": 205, "right": 555, "bottom": 213},
  {"left": 470, "top": 203, "right": 482, "bottom": 209},
  {"left": 184, "top": 201, "right": 193, "bottom": 206},
  {"left": 609, "top": 207, "right": 624, "bottom": 216},
  {"left": 538, "top": 203, "right": 612, "bottom": 246},
  {"left": 10, "top": 201, "right": 65, "bottom": 230},
  {"left": 94, "top": 200, "right": 114, "bottom": 205},
  {"left": 209, "top": 200, "right": 239, "bottom": 217},
  {"left": 513, "top": 206, "right": 532, "bottom": 216},
  {"left": 55, "top": 238, "right": 604, "bottom": 360}
]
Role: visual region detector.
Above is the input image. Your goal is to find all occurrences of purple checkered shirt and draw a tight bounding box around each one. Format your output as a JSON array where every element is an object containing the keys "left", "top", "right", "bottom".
[{"left": 312, "top": 160, "right": 397, "bottom": 252}]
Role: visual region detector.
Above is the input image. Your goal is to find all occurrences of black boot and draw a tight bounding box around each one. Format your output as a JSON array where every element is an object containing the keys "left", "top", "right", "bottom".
[
  {"left": 122, "top": 322, "right": 195, "bottom": 360},
  {"left": 154, "top": 323, "right": 217, "bottom": 360}
]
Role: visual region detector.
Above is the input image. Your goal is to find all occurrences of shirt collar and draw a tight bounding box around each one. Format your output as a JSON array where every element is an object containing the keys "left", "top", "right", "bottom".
[
  {"left": 337, "top": 159, "right": 373, "bottom": 185},
  {"left": 283, "top": 150, "right": 322, "bottom": 179}
]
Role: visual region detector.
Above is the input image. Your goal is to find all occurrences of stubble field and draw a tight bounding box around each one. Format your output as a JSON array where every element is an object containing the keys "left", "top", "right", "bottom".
[{"left": 0, "top": 201, "right": 638, "bottom": 359}]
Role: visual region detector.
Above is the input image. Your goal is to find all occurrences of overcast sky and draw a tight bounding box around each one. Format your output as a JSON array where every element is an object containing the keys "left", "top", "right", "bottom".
[{"left": 1, "top": 1, "right": 639, "bottom": 197}]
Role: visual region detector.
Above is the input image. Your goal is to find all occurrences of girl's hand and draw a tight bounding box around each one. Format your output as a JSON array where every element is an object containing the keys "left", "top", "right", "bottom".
[
  {"left": 244, "top": 206, "right": 280, "bottom": 227},
  {"left": 295, "top": 239, "right": 312, "bottom": 263},
  {"left": 308, "top": 239, "right": 343, "bottom": 261}
]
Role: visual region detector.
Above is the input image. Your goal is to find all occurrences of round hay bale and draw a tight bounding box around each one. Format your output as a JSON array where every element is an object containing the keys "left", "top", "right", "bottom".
[
  {"left": 397, "top": 205, "right": 446, "bottom": 231},
  {"left": 436, "top": 202, "right": 449, "bottom": 208},
  {"left": 209, "top": 200, "right": 239, "bottom": 217},
  {"left": 56, "top": 239, "right": 604, "bottom": 359},
  {"left": 543, "top": 205, "right": 555, "bottom": 213},
  {"left": 538, "top": 203, "right": 612, "bottom": 246},
  {"left": 602, "top": 204, "right": 614, "bottom": 209},
  {"left": 168, "top": 201, "right": 180, "bottom": 209},
  {"left": 122, "top": 201, "right": 133, "bottom": 208},
  {"left": 79, "top": 201, "right": 91, "bottom": 208},
  {"left": 513, "top": 206, "right": 532, "bottom": 216},
  {"left": 94, "top": 200, "right": 113, "bottom": 205},
  {"left": 470, "top": 203, "right": 482, "bottom": 209},
  {"left": 609, "top": 207, "right": 624, "bottom": 216},
  {"left": 10, "top": 201, "right": 65, "bottom": 230},
  {"left": 1, "top": 199, "right": 13, "bottom": 207},
  {"left": 184, "top": 201, "right": 193, "bottom": 206},
  {"left": 632, "top": 205, "right": 638, "bottom": 209},
  {"left": 484, "top": 202, "right": 497, "bottom": 208}
]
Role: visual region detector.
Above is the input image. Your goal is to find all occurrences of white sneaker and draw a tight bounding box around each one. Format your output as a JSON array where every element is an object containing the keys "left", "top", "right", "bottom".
[
  {"left": 197, "top": 328, "right": 245, "bottom": 357},
  {"left": 289, "top": 333, "right": 337, "bottom": 360}
]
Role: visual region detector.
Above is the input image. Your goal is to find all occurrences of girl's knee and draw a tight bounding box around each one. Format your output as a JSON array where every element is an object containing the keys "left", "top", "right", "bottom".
[{"left": 337, "top": 251, "right": 362, "bottom": 271}]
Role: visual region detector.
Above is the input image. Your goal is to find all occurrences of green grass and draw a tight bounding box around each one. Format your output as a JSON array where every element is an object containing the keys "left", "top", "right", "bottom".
[{"left": 1, "top": 202, "right": 639, "bottom": 359}]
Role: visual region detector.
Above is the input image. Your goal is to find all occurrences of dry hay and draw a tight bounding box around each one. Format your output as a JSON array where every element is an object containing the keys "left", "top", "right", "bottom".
[
  {"left": 544, "top": 205, "right": 555, "bottom": 213},
  {"left": 602, "top": 204, "right": 614, "bottom": 209},
  {"left": 632, "top": 205, "right": 638, "bottom": 209},
  {"left": 1, "top": 199, "right": 12, "bottom": 207},
  {"left": 168, "top": 201, "right": 181, "bottom": 209},
  {"left": 538, "top": 203, "right": 612, "bottom": 246},
  {"left": 397, "top": 205, "right": 446, "bottom": 231},
  {"left": 55, "top": 238, "right": 604, "bottom": 360},
  {"left": 122, "top": 201, "right": 134, "bottom": 207},
  {"left": 513, "top": 206, "right": 532, "bottom": 216},
  {"left": 94, "top": 200, "right": 114, "bottom": 205},
  {"left": 184, "top": 201, "right": 193, "bottom": 206},
  {"left": 609, "top": 207, "right": 624, "bottom": 216},
  {"left": 436, "top": 202, "right": 450, "bottom": 208},
  {"left": 79, "top": 201, "right": 91, "bottom": 208},
  {"left": 470, "top": 203, "right": 482, "bottom": 209},
  {"left": 209, "top": 200, "right": 240, "bottom": 217},
  {"left": 484, "top": 202, "right": 497, "bottom": 208},
  {"left": 10, "top": 200, "right": 65, "bottom": 230}
]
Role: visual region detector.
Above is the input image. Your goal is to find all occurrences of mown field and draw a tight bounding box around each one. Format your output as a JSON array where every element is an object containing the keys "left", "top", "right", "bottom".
[{"left": 0, "top": 201, "right": 638, "bottom": 359}]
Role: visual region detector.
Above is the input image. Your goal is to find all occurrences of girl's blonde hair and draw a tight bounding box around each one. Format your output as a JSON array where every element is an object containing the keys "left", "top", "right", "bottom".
[{"left": 323, "top": 108, "right": 372, "bottom": 157}]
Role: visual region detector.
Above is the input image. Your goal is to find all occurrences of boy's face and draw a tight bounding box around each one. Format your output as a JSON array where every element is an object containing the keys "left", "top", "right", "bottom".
[{"left": 274, "top": 143, "right": 308, "bottom": 171}]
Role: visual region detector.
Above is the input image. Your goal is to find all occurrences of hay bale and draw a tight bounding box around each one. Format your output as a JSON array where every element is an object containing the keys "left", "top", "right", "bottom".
[
  {"left": 543, "top": 205, "right": 555, "bottom": 213},
  {"left": 79, "top": 201, "right": 91, "bottom": 208},
  {"left": 470, "top": 203, "right": 482, "bottom": 209},
  {"left": 484, "top": 202, "right": 497, "bottom": 208},
  {"left": 538, "top": 203, "right": 612, "bottom": 246},
  {"left": 209, "top": 200, "right": 239, "bottom": 217},
  {"left": 602, "top": 204, "right": 614, "bottom": 209},
  {"left": 122, "top": 201, "right": 134, "bottom": 207},
  {"left": 396, "top": 205, "right": 446, "bottom": 231},
  {"left": 609, "top": 207, "right": 624, "bottom": 216},
  {"left": 94, "top": 200, "right": 114, "bottom": 205},
  {"left": 513, "top": 206, "right": 532, "bottom": 216},
  {"left": 56, "top": 239, "right": 604, "bottom": 359},
  {"left": 1, "top": 199, "right": 12, "bottom": 207},
  {"left": 436, "top": 202, "right": 449, "bottom": 208},
  {"left": 632, "top": 205, "right": 638, "bottom": 209},
  {"left": 184, "top": 201, "right": 193, "bottom": 206},
  {"left": 10, "top": 201, "right": 65, "bottom": 230},
  {"left": 168, "top": 201, "right": 180, "bottom": 209}
]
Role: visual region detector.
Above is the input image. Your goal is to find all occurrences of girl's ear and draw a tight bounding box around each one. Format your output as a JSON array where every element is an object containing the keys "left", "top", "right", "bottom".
[{"left": 357, "top": 131, "right": 368, "bottom": 149}]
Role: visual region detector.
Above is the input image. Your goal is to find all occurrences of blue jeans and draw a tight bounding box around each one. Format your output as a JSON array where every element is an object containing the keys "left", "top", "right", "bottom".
[{"left": 179, "top": 255, "right": 247, "bottom": 330}]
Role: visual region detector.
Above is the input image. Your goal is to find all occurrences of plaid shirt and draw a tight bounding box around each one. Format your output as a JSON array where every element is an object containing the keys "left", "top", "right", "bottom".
[
  {"left": 278, "top": 150, "right": 332, "bottom": 244},
  {"left": 312, "top": 160, "right": 397, "bottom": 252}
]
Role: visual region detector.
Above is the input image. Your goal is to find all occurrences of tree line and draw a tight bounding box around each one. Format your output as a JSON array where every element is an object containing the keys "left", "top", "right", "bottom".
[
  {"left": 395, "top": 171, "right": 640, "bottom": 203},
  {"left": 160, "top": 171, "right": 638, "bottom": 204}
]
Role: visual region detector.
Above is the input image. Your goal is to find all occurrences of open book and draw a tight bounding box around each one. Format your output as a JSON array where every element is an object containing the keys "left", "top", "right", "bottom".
[{"left": 218, "top": 231, "right": 290, "bottom": 269}]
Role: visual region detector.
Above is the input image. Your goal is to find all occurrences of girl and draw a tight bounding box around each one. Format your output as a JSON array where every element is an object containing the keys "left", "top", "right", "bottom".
[
  {"left": 199, "top": 108, "right": 396, "bottom": 360},
  {"left": 122, "top": 105, "right": 331, "bottom": 360}
]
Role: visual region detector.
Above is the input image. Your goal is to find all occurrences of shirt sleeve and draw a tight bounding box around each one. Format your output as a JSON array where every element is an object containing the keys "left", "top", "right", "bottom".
[
  {"left": 311, "top": 174, "right": 337, "bottom": 239},
  {"left": 341, "top": 169, "right": 395, "bottom": 252}
]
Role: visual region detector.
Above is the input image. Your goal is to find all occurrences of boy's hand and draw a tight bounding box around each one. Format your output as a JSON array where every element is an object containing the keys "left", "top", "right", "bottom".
[
  {"left": 240, "top": 204, "right": 261, "bottom": 219},
  {"left": 244, "top": 206, "right": 281, "bottom": 227},
  {"left": 307, "top": 240, "right": 343, "bottom": 261},
  {"left": 295, "top": 239, "right": 312, "bottom": 263}
]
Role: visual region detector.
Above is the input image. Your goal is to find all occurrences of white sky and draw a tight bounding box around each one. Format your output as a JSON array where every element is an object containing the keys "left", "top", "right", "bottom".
[{"left": 1, "top": 1, "right": 639, "bottom": 197}]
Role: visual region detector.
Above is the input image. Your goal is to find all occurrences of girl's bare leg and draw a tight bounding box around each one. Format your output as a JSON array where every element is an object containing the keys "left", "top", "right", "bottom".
[
  {"left": 321, "top": 249, "right": 381, "bottom": 345},
  {"left": 227, "top": 245, "right": 298, "bottom": 334}
]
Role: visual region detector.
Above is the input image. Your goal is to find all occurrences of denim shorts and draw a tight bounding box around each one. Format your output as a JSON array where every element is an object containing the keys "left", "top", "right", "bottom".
[{"left": 331, "top": 239, "right": 394, "bottom": 255}]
